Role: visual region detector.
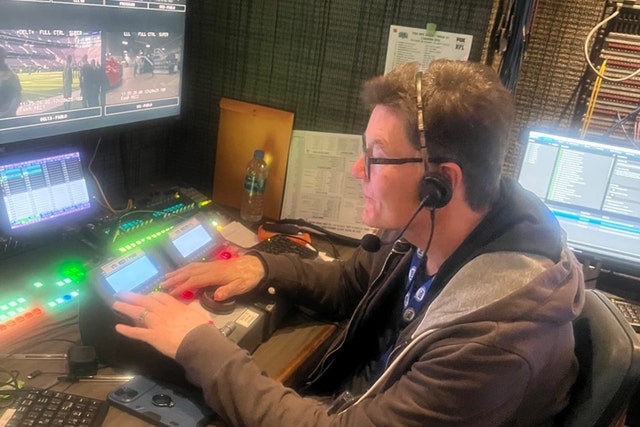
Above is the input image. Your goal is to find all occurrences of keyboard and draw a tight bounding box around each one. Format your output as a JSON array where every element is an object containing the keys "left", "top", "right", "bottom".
[
  {"left": 251, "top": 234, "right": 318, "bottom": 259},
  {"left": 611, "top": 298, "right": 640, "bottom": 332},
  {"left": 0, "top": 388, "right": 108, "bottom": 427}
]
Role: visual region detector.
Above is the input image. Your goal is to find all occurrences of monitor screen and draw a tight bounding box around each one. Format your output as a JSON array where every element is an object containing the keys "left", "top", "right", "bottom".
[
  {"left": 0, "top": 0, "right": 186, "bottom": 145},
  {"left": 0, "top": 149, "right": 92, "bottom": 233},
  {"left": 517, "top": 130, "right": 640, "bottom": 275}
]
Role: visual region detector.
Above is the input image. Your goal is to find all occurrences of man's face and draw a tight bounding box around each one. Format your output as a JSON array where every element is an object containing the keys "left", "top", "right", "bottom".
[{"left": 352, "top": 105, "right": 424, "bottom": 229}]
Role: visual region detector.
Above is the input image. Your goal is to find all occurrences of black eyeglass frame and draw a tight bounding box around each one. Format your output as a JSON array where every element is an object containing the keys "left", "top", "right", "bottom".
[{"left": 361, "top": 134, "right": 454, "bottom": 180}]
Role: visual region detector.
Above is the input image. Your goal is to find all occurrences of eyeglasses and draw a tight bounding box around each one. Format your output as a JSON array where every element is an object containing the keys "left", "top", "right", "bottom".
[{"left": 361, "top": 134, "right": 422, "bottom": 180}]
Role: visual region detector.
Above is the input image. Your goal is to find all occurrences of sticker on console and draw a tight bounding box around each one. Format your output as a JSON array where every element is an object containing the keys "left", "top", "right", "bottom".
[{"left": 236, "top": 309, "right": 260, "bottom": 328}]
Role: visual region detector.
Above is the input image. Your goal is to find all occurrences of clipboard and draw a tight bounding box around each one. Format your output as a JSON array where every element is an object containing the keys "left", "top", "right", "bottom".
[{"left": 212, "top": 98, "right": 294, "bottom": 220}]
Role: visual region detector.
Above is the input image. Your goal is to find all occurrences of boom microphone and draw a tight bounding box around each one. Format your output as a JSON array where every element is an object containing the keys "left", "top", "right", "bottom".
[
  {"left": 361, "top": 234, "right": 382, "bottom": 252},
  {"left": 360, "top": 197, "right": 429, "bottom": 253}
]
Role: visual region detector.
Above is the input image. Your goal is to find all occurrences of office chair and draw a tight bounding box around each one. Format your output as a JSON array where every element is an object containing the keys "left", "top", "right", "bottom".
[{"left": 557, "top": 289, "right": 640, "bottom": 427}]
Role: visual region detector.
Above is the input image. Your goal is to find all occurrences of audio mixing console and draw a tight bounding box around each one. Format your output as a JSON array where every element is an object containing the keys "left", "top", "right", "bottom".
[{"left": 0, "top": 185, "right": 219, "bottom": 348}]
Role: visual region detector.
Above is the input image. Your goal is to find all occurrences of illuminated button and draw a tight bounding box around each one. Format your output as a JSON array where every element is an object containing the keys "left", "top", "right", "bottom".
[
  {"left": 7, "top": 311, "right": 16, "bottom": 317},
  {"left": 17, "top": 297, "right": 26, "bottom": 304},
  {"left": 0, "top": 315, "right": 7, "bottom": 321},
  {"left": 63, "top": 278, "right": 72, "bottom": 284},
  {"left": 8, "top": 301, "right": 17, "bottom": 307},
  {"left": 219, "top": 251, "right": 232, "bottom": 260},
  {"left": 16, "top": 307, "right": 24, "bottom": 313},
  {"left": 70, "top": 291, "right": 79, "bottom": 297},
  {"left": 0, "top": 324, "right": 7, "bottom": 331},
  {"left": 24, "top": 312, "right": 33, "bottom": 319},
  {"left": 0, "top": 305, "right": 7, "bottom": 311},
  {"left": 16, "top": 316, "right": 25, "bottom": 323},
  {"left": 33, "top": 282, "right": 44, "bottom": 288},
  {"left": 55, "top": 297, "right": 64, "bottom": 304},
  {"left": 56, "top": 280, "right": 65, "bottom": 287},
  {"left": 32, "top": 308, "right": 43, "bottom": 315},
  {"left": 63, "top": 294, "right": 72, "bottom": 301},
  {"left": 6, "top": 320, "right": 15, "bottom": 327},
  {"left": 181, "top": 290, "right": 195, "bottom": 300},
  {"left": 48, "top": 301, "right": 57, "bottom": 308}
]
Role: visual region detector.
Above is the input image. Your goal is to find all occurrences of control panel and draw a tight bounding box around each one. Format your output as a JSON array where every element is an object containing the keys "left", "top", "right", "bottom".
[
  {"left": 0, "top": 185, "right": 218, "bottom": 347},
  {"left": 81, "top": 186, "right": 217, "bottom": 256},
  {"left": 79, "top": 212, "right": 287, "bottom": 370},
  {"left": 0, "top": 239, "right": 99, "bottom": 346}
]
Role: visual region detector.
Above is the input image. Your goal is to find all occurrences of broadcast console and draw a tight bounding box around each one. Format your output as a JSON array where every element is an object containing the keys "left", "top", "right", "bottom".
[{"left": 0, "top": 185, "right": 288, "bottom": 367}]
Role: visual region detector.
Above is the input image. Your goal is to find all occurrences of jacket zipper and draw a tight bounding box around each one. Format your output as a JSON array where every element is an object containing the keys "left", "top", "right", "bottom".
[{"left": 304, "top": 241, "right": 411, "bottom": 385}]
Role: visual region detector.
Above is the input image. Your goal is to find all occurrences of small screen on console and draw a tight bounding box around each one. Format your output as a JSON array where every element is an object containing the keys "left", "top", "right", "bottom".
[
  {"left": 518, "top": 130, "right": 640, "bottom": 274},
  {"left": 172, "top": 224, "right": 213, "bottom": 258},
  {"left": 0, "top": 151, "right": 92, "bottom": 231},
  {"left": 104, "top": 255, "right": 160, "bottom": 294}
]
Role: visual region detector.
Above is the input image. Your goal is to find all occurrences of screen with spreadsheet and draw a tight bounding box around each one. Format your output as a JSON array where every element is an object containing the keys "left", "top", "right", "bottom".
[
  {"left": 0, "top": 150, "right": 92, "bottom": 232},
  {"left": 518, "top": 130, "right": 640, "bottom": 275}
]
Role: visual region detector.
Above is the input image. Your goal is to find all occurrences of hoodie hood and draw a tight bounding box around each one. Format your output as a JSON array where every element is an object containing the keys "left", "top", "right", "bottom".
[{"left": 415, "top": 176, "right": 584, "bottom": 335}]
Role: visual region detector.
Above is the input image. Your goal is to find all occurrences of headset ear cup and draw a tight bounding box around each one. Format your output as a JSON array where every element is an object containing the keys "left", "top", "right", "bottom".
[{"left": 419, "top": 174, "right": 452, "bottom": 209}]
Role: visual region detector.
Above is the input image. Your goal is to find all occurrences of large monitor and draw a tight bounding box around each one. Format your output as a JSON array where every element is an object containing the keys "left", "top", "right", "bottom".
[
  {"left": 0, "top": 148, "right": 93, "bottom": 235},
  {"left": 517, "top": 129, "right": 640, "bottom": 276},
  {"left": 0, "top": 0, "right": 187, "bottom": 145}
]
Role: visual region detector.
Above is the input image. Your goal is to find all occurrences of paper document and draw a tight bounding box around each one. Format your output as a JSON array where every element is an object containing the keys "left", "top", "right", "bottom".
[
  {"left": 385, "top": 25, "right": 473, "bottom": 73},
  {"left": 280, "top": 130, "right": 373, "bottom": 239},
  {"left": 219, "top": 221, "right": 259, "bottom": 249}
]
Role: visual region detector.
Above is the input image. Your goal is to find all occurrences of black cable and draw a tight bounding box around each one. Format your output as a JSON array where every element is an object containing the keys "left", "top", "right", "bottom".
[
  {"left": 274, "top": 218, "right": 362, "bottom": 247},
  {"left": 423, "top": 209, "right": 437, "bottom": 255}
]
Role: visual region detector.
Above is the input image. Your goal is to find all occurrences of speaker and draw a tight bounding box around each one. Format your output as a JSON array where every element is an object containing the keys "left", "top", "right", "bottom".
[{"left": 415, "top": 71, "right": 452, "bottom": 209}]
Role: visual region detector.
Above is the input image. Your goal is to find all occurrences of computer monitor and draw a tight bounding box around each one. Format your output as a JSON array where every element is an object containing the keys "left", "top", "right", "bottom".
[
  {"left": 0, "top": 0, "right": 187, "bottom": 146},
  {"left": 0, "top": 148, "right": 93, "bottom": 235},
  {"left": 517, "top": 129, "right": 640, "bottom": 276}
]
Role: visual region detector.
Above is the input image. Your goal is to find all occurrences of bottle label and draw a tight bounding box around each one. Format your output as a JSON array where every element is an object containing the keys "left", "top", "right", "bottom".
[{"left": 244, "top": 175, "right": 266, "bottom": 195}]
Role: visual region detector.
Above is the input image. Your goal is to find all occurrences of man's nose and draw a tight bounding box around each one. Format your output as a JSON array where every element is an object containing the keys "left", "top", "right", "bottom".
[{"left": 351, "top": 155, "right": 366, "bottom": 179}]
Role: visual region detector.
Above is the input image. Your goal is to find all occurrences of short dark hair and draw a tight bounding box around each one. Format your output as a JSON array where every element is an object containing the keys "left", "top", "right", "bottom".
[{"left": 360, "top": 60, "right": 514, "bottom": 210}]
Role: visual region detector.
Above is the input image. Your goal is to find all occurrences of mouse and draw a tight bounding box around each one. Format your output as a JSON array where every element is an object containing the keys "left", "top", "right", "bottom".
[{"left": 200, "top": 287, "right": 236, "bottom": 314}]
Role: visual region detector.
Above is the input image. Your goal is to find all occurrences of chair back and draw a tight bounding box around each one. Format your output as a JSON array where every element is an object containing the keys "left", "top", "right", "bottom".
[{"left": 559, "top": 289, "right": 640, "bottom": 427}]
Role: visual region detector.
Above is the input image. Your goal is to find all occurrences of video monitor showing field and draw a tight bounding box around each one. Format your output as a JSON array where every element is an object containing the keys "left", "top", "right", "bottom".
[
  {"left": 0, "top": 29, "right": 102, "bottom": 118},
  {"left": 103, "top": 31, "right": 182, "bottom": 117}
]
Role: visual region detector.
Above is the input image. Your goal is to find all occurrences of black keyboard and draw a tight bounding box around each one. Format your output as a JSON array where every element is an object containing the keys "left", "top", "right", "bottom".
[
  {"left": 611, "top": 298, "right": 640, "bottom": 332},
  {"left": 251, "top": 234, "right": 318, "bottom": 259},
  {"left": 0, "top": 388, "right": 108, "bottom": 427}
]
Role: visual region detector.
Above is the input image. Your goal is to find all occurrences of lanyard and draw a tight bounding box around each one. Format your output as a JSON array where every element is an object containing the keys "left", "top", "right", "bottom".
[{"left": 402, "top": 248, "right": 435, "bottom": 324}]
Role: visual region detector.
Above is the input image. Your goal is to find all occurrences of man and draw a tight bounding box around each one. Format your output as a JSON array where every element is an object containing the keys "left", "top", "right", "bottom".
[
  {"left": 113, "top": 59, "right": 585, "bottom": 426},
  {"left": 63, "top": 55, "right": 73, "bottom": 110},
  {"left": 0, "top": 46, "right": 21, "bottom": 118}
]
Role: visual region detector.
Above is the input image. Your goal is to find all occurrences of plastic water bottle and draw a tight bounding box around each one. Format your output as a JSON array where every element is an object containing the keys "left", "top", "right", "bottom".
[{"left": 240, "top": 149, "right": 268, "bottom": 223}]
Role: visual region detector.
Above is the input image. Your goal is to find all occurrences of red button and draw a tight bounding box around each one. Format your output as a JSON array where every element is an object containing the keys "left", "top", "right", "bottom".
[
  {"left": 181, "top": 290, "right": 195, "bottom": 300},
  {"left": 219, "top": 251, "right": 232, "bottom": 260}
]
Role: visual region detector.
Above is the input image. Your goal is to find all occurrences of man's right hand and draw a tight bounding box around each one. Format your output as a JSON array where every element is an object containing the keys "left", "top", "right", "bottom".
[{"left": 161, "top": 255, "right": 266, "bottom": 302}]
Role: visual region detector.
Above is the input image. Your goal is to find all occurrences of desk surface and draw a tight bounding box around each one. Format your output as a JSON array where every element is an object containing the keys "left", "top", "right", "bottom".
[{"left": 1, "top": 307, "right": 337, "bottom": 426}]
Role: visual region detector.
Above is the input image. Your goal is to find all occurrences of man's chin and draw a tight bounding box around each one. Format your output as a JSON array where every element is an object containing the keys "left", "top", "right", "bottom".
[{"left": 361, "top": 212, "right": 380, "bottom": 229}]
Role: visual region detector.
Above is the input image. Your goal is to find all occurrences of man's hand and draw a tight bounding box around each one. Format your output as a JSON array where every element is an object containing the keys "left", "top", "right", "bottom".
[
  {"left": 160, "top": 255, "right": 266, "bottom": 302},
  {"left": 113, "top": 291, "right": 212, "bottom": 359}
]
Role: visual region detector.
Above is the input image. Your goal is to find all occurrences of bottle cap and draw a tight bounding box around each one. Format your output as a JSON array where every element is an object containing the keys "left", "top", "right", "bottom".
[{"left": 254, "top": 149, "right": 264, "bottom": 159}]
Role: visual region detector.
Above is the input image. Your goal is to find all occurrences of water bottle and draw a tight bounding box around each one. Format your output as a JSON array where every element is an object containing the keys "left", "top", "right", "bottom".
[{"left": 240, "top": 149, "right": 268, "bottom": 223}]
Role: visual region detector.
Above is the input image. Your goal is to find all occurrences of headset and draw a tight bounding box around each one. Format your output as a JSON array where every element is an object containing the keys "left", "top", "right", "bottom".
[{"left": 415, "top": 71, "right": 453, "bottom": 210}]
